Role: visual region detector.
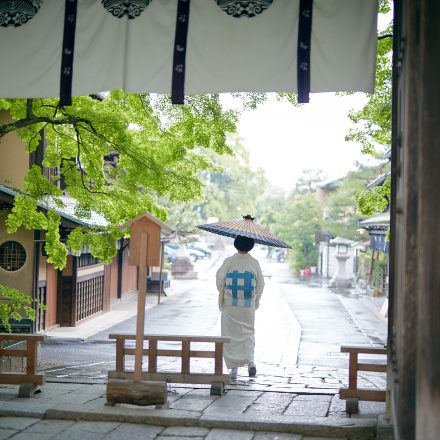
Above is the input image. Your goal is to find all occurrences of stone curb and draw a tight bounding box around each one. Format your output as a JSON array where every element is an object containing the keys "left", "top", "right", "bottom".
[
  {"left": 0, "top": 401, "right": 48, "bottom": 418},
  {"left": 45, "top": 405, "right": 201, "bottom": 427},
  {"left": 198, "top": 414, "right": 377, "bottom": 440},
  {"left": 0, "top": 402, "right": 378, "bottom": 440}
]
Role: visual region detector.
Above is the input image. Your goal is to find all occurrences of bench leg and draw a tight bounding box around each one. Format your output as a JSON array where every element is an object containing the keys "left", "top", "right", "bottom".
[
  {"left": 346, "top": 397, "right": 359, "bottom": 415},
  {"left": 210, "top": 381, "right": 225, "bottom": 396},
  {"left": 18, "top": 382, "right": 42, "bottom": 398}
]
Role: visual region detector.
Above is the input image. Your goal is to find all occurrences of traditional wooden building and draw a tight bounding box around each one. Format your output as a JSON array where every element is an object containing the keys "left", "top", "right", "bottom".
[
  {"left": 0, "top": 184, "right": 139, "bottom": 330},
  {"left": 0, "top": 110, "right": 163, "bottom": 331}
]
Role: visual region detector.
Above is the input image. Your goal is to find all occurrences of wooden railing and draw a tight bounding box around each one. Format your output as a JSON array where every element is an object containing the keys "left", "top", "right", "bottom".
[
  {"left": 339, "top": 345, "right": 388, "bottom": 414},
  {"left": 0, "top": 334, "right": 45, "bottom": 397},
  {"left": 108, "top": 334, "right": 231, "bottom": 395}
]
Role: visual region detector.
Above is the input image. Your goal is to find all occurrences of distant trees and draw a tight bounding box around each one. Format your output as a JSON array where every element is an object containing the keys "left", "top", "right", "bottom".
[
  {"left": 274, "top": 192, "right": 321, "bottom": 270},
  {"left": 256, "top": 169, "right": 323, "bottom": 270},
  {"left": 196, "top": 135, "right": 267, "bottom": 222},
  {"left": 322, "top": 165, "right": 386, "bottom": 239},
  {"left": 294, "top": 169, "right": 327, "bottom": 195},
  {"left": 260, "top": 162, "right": 387, "bottom": 271}
]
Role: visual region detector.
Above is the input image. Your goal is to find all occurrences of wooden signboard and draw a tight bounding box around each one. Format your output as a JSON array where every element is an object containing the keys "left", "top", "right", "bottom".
[
  {"left": 129, "top": 217, "right": 161, "bottom": 267},
  {"left": 106, "top": 213, "right": 172, "bottom": 405}
]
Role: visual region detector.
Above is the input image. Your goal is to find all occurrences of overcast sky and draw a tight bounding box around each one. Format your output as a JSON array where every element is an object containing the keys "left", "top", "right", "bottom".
[
  {"left": 221, "top": 92, "right": 379, "bottom": 192},
  {"left": 218, "top": 8, "right": 393, "bottom": 193}
]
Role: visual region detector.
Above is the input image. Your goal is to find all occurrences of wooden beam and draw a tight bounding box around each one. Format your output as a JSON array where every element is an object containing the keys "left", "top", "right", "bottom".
[
  {"left": 181, "top": 340, "right": 190, "bottom": 374},
  {"left": 115, "top": 338, "right": 125, "bottom": 372},
  {"left": 26, "top": 339, "right": 37, "bottom": 375},
  {"left": 148, "top": 339, "right": 157, "bottom": 373},
  {"left": 133, "top": 232, "right": 148, "bottom": 382},
  {"left": 348, "top": 352, "right": 358, "bottom": 389},
  {"left": 416, "top": 1, "right": 440, "bottom": 437},
  {"left": 214, "top": 342, "right": 223, "bottom": 375},
  {"left": 341, "top": 346, "right": 387, "bottom": 355},
  {"left": 0, "top": 373, "right": 45, "bottom": 386},
  {"left": 0, "top": 334, "right": 44, "bottom": 342},
  {"left": 108, "top": 370, "right": 230, "bottom": 385},
  {"left": 357, "top": 363, "right": 387, "bottom": 373},
  {"left": 124, "top": 348, "right": 216, "bottom": 358},
  {"left": 0, "top": 349, "right": 28, "bottom": 357}
]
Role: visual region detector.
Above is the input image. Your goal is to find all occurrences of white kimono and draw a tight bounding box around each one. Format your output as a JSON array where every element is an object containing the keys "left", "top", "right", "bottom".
[{"left": 216, "top": 252, "right": 265, "bottom": 369}]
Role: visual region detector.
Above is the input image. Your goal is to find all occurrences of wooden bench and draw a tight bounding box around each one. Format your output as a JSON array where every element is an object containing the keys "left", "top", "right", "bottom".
[
  {"left": 339, "top": 345, "right": 388, "bottom": 414},
  {"left": 0, "top": 333, "right": 45, "bottom": 397},
  {"left": 108, "top": 334, "right": 231, "bottom": 396}
]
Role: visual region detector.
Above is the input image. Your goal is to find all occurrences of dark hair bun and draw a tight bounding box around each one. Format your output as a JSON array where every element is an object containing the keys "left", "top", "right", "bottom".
[{"left": 234, "top": 235, "right": 255, "bottom": 252}]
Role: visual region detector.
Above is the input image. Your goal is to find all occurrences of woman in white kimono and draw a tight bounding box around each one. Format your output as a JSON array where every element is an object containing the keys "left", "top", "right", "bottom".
[{"left": 216, "top": 236, "right": 265, "bottom": 379}]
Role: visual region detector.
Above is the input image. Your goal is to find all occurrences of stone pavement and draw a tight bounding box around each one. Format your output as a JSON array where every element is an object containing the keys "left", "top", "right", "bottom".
[
  {"left": 0, "top": 250, "right": 392, "bottom": 439},
  {"left": 0, "top": 382, "right": 392, "bottom": 440}
]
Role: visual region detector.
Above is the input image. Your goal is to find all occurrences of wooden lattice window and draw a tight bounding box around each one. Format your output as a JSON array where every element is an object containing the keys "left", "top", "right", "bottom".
[
  {"left": 0, "top": 241, "right": 26, "bottom": 272},
  {"left": 78, "top": 253, "right": 100, "bottom": 268},
  {"left": 76, "top": 275, "right": 104, "bottom": 322}
]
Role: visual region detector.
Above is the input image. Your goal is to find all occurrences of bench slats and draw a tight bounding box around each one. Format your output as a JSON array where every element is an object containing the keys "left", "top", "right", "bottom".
[
  {"left": 341, "top": 346, "right": 387, "bottom": 355},
  {"left": 357, "top": 362, "right": 387, "bottom": 373},
  {"left": 123, "top": 348, "right": 216, "bottom": 358},
  {"left": 0, "top": 349, "right": 28, "bottom": 357},
  {"left": 0, "top": 334, "right": 44, "bottom": 342},
  {"left": 109, "top": 334, "right": 230, "bottom": 343},
  {"left": 109, "top": 333, "right": 229, "bottom": 388},
  {"left": 108, "top": 370, "right": 230, "bottom": 385},
  {"left": 0, "top": 372, "right": 45, "bottom": 386}
]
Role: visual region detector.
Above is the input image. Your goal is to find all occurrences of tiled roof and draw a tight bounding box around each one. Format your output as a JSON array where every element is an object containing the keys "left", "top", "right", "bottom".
[
  {"left": 359, "top": 211, "right": 390, "bottom": 228},
  {"left": 0, "top": 185, "right": 108, "bottom": 228}
]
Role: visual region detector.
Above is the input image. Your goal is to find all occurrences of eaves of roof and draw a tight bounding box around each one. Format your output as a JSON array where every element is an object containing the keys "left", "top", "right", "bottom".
[
  {"left": 0, "top": 184, "right": 108, "bottom": 229},
  {"left": 359, "top": 211, "right": 390, "bottom": 229},
  {"left": 0, "top": 185, "right": 173, "bottom": 237},
  {"left": 366, "top": 172, "right": 391, "bottom": 189}
]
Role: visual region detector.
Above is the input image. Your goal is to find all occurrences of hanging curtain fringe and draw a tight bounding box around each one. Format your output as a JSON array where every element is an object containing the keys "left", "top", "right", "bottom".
[
  {"left": 0, "top": 1, "right": 377, "bottom": 103},
  {"left": 171, "top": 0, "right": 191, "bottom": 105},
  {"left": 59, "top": 0, "right": 78, "bottom": 107},
  {"left": 297, "top": 0, "right": 313, "bottom": 104}
]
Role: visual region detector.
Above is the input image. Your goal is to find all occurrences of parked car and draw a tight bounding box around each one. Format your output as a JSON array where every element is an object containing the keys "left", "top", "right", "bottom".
[
  {"left": 188, "top": 248, "right": 205, "bottom": 262},
  {"left": 187, "top": 242, "right": 212, "bottom": 258},
  {"left": 164, "top": 243, "right": 204, "bottom": 263},
  {"left": 163, "top": 244, "right": 177, "bottom": 262}
]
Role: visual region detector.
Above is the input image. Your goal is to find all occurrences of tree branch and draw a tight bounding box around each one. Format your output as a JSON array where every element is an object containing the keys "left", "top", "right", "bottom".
[
  {"left": 0, "top": 114, "right": 95, "bottom": 139},
  {"left": 378, "top": 34, "right": 393, "bottom": 40}
]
